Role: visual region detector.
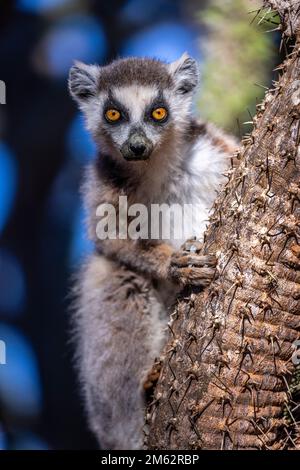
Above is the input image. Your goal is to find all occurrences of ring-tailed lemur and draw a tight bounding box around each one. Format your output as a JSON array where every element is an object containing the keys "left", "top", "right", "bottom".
[{"left": 69, "top": 54, "right": 237, "bottom": 450}]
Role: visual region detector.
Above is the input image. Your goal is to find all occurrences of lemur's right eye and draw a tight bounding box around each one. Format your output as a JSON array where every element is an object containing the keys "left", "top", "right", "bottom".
[{"left": 105, "top": 109, "right": 121, "bottom": 123}]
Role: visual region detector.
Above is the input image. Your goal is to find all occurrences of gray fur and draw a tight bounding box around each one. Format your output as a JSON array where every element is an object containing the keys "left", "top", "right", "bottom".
[
  {"left": 69, "top": 61, "right": 99, "bottom": 101},
  {"left": 75, "top": 256, "right": 166, "bottom": 450},
  {"left": 69, "top": 58, "right": 173, "bottom": 101},
  {"left": 70, "top": 54, "right": 237, "bottom": 450},
  {"left": 169, "top": 53, "right": 199, "bottom": 94}
]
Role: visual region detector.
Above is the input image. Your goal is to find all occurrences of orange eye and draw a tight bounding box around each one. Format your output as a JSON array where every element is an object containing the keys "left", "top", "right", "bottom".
[
  {"left": 152, "top": 107, "right": 168, "bottom": 121},
  {"left": 105, "top": 109, "right": 121, "bottom": 122}
]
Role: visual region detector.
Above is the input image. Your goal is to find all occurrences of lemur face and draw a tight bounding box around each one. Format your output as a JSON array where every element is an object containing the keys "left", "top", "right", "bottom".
[{"left": 69, "top": 54, "right": 199, "bottom": 162}]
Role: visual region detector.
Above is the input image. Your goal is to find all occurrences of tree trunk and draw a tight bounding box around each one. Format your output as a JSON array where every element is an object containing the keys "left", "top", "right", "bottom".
[{"left": 146, "top": 0, "right": 300, "bottom": 450}]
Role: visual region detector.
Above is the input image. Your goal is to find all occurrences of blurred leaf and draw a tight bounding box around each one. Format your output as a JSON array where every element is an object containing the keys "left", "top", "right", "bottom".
[{"left": 197, "top": 0, "right": 278, "bottom": 134}]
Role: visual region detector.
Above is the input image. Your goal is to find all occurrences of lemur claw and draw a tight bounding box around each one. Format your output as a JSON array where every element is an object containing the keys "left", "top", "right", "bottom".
[
  {"left": 181, "top": 237, "right": 203, "bottom": 253},
  {"left": 169, "top": 241, "right": 217, "bottom": 287}
]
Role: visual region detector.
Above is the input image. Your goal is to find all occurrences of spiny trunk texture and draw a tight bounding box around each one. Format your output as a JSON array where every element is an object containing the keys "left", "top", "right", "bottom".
[{"left": 147, "top": 1, "right": 300, "bottom": 450}]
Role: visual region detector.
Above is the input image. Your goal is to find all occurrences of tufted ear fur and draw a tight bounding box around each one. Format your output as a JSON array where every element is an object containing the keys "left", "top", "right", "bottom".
[
  {"left": 168, "top": 53, "right": 199, "bottom": 95},
  {"left": 68, "top": 61, "right": 100, "bottom": 103}
]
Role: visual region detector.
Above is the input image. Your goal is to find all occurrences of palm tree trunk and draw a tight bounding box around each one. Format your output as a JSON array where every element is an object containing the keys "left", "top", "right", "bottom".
[{"left": 146, "top": 0, "right": 300, "bottom": 450}]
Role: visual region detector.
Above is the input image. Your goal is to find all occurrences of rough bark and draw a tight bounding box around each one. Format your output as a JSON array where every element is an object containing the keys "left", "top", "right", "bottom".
[
  {"left": 267, "top": 0, "right": 300, "bottom": 37},
  {"left": 146, "top": 0, "right": 300, "bottom": 450}
]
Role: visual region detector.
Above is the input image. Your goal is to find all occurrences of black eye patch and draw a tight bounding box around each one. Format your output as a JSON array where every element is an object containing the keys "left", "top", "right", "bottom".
[
  {"left": 103, "top": 94, "right": 129, "bottom": 123},
  {"left": 145, "top": 98, "right": 170, "bottom": 125}
]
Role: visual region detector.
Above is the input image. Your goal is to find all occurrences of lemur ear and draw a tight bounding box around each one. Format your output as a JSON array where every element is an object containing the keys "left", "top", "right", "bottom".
[
  {"left": 68, "top": 61, "right": 100, "bottom": 103},
  {"left": 168, "top": 53, "right": 199, "bottom": 94}
]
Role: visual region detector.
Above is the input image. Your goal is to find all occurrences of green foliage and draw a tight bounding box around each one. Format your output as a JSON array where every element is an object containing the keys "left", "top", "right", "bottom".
[{"left": 197, "top": 0, "right": 278, "bottom": 134}]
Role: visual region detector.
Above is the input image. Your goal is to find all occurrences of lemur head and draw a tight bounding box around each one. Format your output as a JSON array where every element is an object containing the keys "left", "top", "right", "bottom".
[{"left": 69, "top": 54, "right": 199, "bottom": 162}]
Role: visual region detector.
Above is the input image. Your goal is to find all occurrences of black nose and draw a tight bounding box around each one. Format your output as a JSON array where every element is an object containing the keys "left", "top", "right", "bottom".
[{"left": 129, "top": 143, "right": 146, "bottom": 156}]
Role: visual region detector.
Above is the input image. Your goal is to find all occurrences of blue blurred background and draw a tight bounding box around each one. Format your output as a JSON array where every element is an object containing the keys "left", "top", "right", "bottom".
[{"left": 0, "top": 0, "right": 203, "bottom": 450}]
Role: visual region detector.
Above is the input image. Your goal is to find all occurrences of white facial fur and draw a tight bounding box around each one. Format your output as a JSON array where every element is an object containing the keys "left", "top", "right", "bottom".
[
  {"left": 79, "top": 83, "right": 192, "bottom": 159},
  {"left": 69, "top": 54, "right": 200, "bottom": 161},
  {"left": 101, "top": 84, "right": 165, "bottom": 152},
  {"left": 113, "top": 85, "right": 158, "bottom": 123}
]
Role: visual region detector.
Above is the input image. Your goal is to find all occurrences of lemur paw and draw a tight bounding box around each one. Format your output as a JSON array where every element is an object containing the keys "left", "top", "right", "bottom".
[{"left": 169, "top": 239, "right": 216, "bottom": 287}]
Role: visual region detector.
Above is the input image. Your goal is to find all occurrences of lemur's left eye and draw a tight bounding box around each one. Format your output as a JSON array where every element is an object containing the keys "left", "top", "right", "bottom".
[
  {"left": 152, "top": 107, "right": 168, "bottom": 122},
  {"left": 105, "top": 109, "right": 121, "bottom": 122}
]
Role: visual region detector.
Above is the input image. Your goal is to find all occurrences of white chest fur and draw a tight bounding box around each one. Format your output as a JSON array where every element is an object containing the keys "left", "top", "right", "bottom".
[{"left": 157, "top": 134, "right": 228, "bottom": 249}]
